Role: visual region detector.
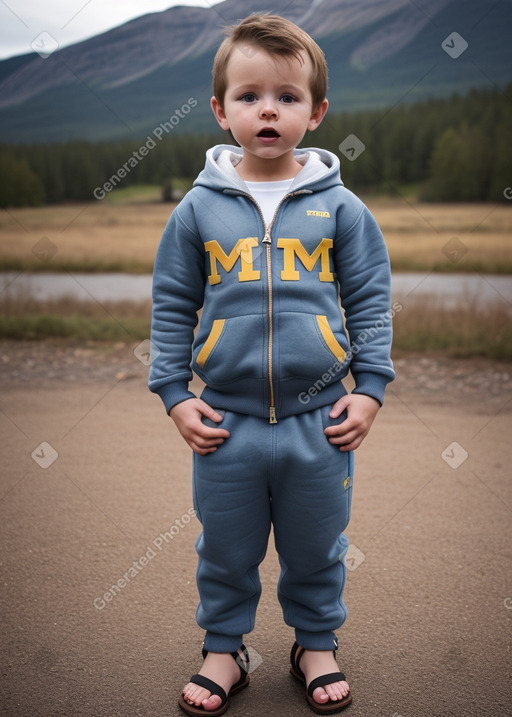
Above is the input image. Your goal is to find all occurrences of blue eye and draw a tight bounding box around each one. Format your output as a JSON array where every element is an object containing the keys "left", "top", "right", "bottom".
[
  {"left": 240, "top": 93, "right": 257, "bottom": 103},
  {"left": 280, "top": 94, "right": 296, "bottom": 103}
]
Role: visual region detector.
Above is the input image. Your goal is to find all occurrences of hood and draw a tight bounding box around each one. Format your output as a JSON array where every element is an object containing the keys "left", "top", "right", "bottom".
[{"left": 193, "top": 144, "right": 344, "bottom": 195}]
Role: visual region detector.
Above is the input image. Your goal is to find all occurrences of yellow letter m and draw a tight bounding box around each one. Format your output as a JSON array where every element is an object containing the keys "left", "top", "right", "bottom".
[
  {"left": 277, "top": 238, "right": 334, "bottom": 281},
  {"left": 204, "top": 238, "right": 261, "bottom": 285}
]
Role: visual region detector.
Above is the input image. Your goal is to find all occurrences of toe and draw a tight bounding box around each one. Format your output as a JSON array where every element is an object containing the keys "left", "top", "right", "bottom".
[
  {"left": 312, "top": 687, "right": 330, "bottom": 704},
  {"left": 202, "top": 694, "right": 222, "bottom": 711},
  {"left": 324, "top": 682, "right": 344, "bottom": 701},
  {"left": 312, "top": 680, "right": 350, "bottom": 704},
  {"left": 183, "top": 684, "right": 211, "bottom": 707},
  {"left": 337, "top": 680, "right": 350, "bottom": 697}
]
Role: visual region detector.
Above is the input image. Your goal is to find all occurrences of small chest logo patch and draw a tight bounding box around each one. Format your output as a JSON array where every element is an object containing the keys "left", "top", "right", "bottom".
[{"left": 307, "top": 210, "right": 330, "bottom": 218}]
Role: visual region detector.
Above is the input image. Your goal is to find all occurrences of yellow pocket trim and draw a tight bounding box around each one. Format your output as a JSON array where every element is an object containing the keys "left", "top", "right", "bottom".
[
  {"left": 197, "top": 319, "right": 225, "bottom": 369},
  {"left": 316, "top": 315, "right": 346, "bottom": 363}
]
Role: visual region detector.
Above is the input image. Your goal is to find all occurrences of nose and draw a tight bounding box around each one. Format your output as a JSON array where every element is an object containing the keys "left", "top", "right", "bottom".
[{"left": 259, "top": 103, "right": 278, "bottom": 120}]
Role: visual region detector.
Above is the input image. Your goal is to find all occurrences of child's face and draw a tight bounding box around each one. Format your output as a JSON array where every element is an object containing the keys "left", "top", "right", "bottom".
[{"left": 211, "top": 44, "right": 328, "bottom": 178}]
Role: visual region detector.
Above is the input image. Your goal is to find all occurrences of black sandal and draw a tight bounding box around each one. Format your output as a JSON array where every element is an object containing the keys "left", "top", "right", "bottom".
[
  {"left": 290, "top": 642, "right": 352, "bottom": 714},
  {"left": 178, "top": 644, "right": 250, "bottom": 716}
]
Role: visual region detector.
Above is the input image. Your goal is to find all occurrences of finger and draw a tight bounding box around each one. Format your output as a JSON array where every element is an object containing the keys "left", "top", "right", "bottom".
[
  {"left": 197, "top": 400, "right": 225, "bottom": 423},
  {"left": 324, "top": 416, "right": 356, "bottom": 437},
  {"left": 195, "top": 423, "right": 230, "bottom": 440},
  {"left": 329, "top": 395, "right": 350, "bottom": 419},
  {"left": 338, "top": 436, "right": 364, "bottom": 451},
  {"left": 190, "top": 434, "right": 224, "bottom": 448},
  {"left": 324, "top": 422, "right": 349, "bottom": 437},
  {"left": 186, "top": 429, "right": 226, "bottom": 447},
  {"left": 191, "top": 442, "right": 218, "bottom": 455},
  {"left": 331, "top": 430, "right": 366, "bottom": 451},
  {"left": 327, "top": 427, "right": 361, "bottom": 445},
  {"left": 189, "top": 433, "right": 227, "bottom": 452}
]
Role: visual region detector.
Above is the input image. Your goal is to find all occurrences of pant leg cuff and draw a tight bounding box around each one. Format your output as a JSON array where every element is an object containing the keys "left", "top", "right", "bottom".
[
  {"left": 295, "top": 629, "right": 338, "bottom": 651},
  {"left": 203, "top": 631, "right": 244, "bottom": 653}
]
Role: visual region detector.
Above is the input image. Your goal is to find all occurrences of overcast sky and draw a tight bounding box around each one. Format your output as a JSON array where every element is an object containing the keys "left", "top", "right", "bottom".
[{"left": 0, "top": 0, "right": 226, "bottom": 59}]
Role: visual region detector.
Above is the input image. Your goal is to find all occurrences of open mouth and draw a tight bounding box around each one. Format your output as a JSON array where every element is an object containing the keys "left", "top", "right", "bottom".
[{"left": 257, "top": 128, "right": 280, "bottom": 138}]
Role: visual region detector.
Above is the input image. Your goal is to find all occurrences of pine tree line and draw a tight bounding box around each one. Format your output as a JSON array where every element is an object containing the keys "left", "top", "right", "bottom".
[{"left": 1, "top": 84, "right": 510, "bottom": 207}]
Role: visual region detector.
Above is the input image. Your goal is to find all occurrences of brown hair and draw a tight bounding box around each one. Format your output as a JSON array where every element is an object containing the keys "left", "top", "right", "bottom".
[{"left": 212, "top": 13, "right": 328, "bottom": 110}]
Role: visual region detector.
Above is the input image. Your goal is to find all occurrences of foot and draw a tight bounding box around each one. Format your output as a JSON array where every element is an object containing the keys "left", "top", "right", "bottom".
[
  {"left": 182, "top": 649, "right": 247, "bottom": 711},
  {"left": 299, "top": 649, "right": 350, "bottom": 705}
]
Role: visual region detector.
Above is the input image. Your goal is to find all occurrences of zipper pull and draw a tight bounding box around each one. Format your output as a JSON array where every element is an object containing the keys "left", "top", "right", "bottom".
[
  {"left": 269, "top": 407, "right": 277, "bottom": 424},
  {"left": 262, "top": 228, "right": 272, "bottom": 244}
]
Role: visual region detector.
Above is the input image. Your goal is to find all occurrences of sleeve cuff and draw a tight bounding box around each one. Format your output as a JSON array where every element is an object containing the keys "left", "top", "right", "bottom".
[
  {"left": 153, "top": 380, "right": 196, "bottom": 415},
  {"left": 351, "top": 371, "right": 393, "bottom": 406}
]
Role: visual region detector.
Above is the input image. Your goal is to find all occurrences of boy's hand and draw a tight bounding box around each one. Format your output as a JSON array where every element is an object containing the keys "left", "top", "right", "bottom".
[
  {"left": 169, "top": 398, "right": 230, "bottom": 455},
  {"left": 324, "top": 393, "right": 380, "bottom": 451}
]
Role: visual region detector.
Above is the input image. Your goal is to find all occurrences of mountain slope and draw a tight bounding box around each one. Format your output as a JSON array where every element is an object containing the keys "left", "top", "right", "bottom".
[{"left": 0, "top": 0, "right": 511, "bottom": 143}]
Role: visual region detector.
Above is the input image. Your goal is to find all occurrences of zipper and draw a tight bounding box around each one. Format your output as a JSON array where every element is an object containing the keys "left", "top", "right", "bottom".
[
  {"left": 235, "top": 190, "right": 308, "bottom": 424},
  {"left": 262, "top": 224, "right": 276, "bottom": 423}
]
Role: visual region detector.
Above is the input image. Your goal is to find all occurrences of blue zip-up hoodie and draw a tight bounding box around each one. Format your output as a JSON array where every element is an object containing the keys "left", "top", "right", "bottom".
[{"left": 149, "top": 144, "right": 395, "bottom": 421}]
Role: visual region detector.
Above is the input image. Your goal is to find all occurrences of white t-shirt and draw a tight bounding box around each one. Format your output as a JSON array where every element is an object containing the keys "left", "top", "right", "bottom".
[{"left": 245, "top": 179, "right": 294, "bottom": 227}]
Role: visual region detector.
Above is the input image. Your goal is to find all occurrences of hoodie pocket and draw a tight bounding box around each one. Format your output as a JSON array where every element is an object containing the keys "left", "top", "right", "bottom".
[
  {"left": 277, "top": 311, "right": 347, "bottom": 381},
  {"left": 193, "top": 314, "right": 265, "bottom": 386},
  {"left": 196, "top": 319, "right": 225, "bottom": 369},
  {"left": 316, "top": 315, "right": 347, "bottom": 364}
]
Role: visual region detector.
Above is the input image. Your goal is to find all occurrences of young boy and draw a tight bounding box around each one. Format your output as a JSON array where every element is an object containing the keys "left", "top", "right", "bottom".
[{"left": 149, "top": 13, "right": 394, "bottom": 716}]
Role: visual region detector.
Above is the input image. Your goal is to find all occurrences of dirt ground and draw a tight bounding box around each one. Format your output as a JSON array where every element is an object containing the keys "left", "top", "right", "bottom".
[{"left": 0, "top": 341, "right": 511, "bottom": 717}]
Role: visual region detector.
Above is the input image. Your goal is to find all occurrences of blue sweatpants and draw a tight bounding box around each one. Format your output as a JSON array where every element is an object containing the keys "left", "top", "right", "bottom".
[{"left": 192, "top": 404, "right": 354, "bottom": 653}]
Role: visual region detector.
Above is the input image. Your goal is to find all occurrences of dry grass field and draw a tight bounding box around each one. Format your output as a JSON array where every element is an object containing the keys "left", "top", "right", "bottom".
[
  {"left": 1, "top": 197, "right": 511, "bottom": 356},
  {"left": 0, "top": 202, "right": 168, "bottom": 273},
  {"left": 368, "top": 198, "right": 512, "bottom": 273},
  {"left": 0, "top": 197, "right": 511, "bottom": 273}
]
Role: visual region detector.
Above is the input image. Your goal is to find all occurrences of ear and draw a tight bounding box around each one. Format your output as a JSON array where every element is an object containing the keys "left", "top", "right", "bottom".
[
  {"left": 307, "top": 98, "right": 329, "bottom": 132},
  {"left": 211, "top": 96, "right": 230, "bottom": 131}
]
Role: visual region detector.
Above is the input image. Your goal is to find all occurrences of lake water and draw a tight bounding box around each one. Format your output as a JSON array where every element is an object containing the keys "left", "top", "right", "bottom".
[{"left": 1, "top": 272, "right": 511, "bottom": 309}]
